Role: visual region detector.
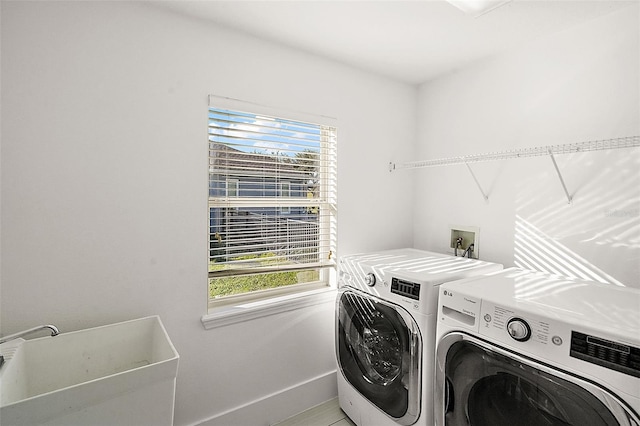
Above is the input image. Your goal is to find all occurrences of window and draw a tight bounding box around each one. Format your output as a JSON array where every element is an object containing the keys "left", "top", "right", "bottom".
[
  {"left": 208, "top": 98, "right": 337, "bottom": 310},
  {"left": 279, "top": 183, "right": 291, "bottom": 214},
  {"left": 226, "top": 179, "right": 239, "bottom": 197}
]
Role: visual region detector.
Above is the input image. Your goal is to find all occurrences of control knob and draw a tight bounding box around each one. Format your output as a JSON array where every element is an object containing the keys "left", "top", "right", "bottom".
[
  {"left": 507, "top": 318, "right": 531, "bottom": 342},
  {"left": 364, "top": 273, "right": 376, "bottom": 287}
]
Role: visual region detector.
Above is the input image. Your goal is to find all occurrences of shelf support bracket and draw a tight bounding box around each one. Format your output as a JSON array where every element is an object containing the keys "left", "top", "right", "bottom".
[
  {"left": 464, "top": 161, "right": 489, "bottom": 202},
  {"left": 548, "top": 150, "right": 572, "bottom": 204}
]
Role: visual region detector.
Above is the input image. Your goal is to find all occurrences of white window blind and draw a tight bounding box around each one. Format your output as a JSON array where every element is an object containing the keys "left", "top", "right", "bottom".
[{"left": 208, "top": 101, "right": 337, "bottom": 301}]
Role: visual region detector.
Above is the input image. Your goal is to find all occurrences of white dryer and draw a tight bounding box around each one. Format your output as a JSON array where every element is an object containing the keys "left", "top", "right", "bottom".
[
  {"left": 336, "top": 248, "right": 503, "bottom": 426},
  {"left": 435, "top": 268, "right": 640, "bottom": 426}
]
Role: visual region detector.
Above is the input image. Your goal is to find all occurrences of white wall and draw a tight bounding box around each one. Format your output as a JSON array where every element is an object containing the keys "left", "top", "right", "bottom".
[
  {"left": 414, "top": 4, "right": 640, "bottom": 287},
  {"left": 0, "top": 2, "right": 416, "bottom": 425}
]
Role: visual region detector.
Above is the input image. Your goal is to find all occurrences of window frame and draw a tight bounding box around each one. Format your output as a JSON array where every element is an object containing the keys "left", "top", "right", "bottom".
[{"left": 203, "top": 96, "right": 338, "bottom": 327}]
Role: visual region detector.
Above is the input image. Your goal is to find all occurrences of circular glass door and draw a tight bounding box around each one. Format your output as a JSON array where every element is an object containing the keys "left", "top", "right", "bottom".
[
  {"left": 443, "top": 340, "right": 628, "bottom": 426},
  {"left": 337, "top": 290, "right": 421, "bottom": 422},
  {"left": 351, "top": 308, "right": 402, "bottom": 385}
]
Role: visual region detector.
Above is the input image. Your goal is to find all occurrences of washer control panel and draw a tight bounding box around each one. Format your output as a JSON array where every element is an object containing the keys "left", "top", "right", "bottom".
[
  {"left": 364, "top": 273, "right": 376, "bottom": 287},
  {"left": 391, "top": 277, "right": 421, "bottom": 300}
]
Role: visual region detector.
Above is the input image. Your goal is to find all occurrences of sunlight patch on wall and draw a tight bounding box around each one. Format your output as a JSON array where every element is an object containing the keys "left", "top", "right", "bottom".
[
  {"left": 514, "top": 215, "right": 625, "bottom": 286},
  {"left": 516, "top": 150, "right": 639, "bottom": 248},
  {"left": 513, "top": 148, "right": 639, "bottom": 287}
]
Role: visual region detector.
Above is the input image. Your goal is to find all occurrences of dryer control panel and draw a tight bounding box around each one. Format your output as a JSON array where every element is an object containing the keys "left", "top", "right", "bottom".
[
  {"left": 478, "top": 301, "right": 571, "bottom": 367},
  {"left": 570, "top": 331, "right": 640, "bottom": 378}
]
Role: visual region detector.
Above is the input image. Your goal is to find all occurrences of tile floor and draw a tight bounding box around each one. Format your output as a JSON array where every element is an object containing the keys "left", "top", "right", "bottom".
[{"left": 274, "top": 398, "right": 355, "bottom": 426}]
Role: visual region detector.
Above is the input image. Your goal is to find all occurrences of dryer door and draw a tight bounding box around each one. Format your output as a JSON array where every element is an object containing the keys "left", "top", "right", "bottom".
[
  {"left": 435, "top": 333, "right": 640, "bottom": 426},
  {"left": 336, "top": 289, "right": 422, "bottom": 425}
]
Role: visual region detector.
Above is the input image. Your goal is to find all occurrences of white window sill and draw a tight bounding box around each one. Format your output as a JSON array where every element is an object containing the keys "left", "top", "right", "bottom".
[{"left": 201, "top": 287, "right": 337, "bottom": 329}]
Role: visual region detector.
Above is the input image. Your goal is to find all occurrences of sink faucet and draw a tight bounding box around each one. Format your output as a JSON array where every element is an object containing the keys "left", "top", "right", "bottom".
[{"left": 0, "top": 324, "right": 60, "bottom": 344}]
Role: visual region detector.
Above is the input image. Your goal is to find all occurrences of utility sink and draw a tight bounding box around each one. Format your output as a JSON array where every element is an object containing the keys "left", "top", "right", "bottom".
[{"left": 0, "top": 316, "right": 179, "bottom": 426}]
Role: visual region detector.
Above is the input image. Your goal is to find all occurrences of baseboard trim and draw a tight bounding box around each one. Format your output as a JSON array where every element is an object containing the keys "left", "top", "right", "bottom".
[{"left": 192, "top": 370, "right": 337, "bottom": 426}]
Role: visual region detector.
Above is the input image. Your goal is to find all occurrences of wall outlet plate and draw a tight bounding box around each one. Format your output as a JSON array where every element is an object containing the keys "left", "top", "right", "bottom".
[{"left": 449, "top": 225, "right": 479, "bottom": 259}]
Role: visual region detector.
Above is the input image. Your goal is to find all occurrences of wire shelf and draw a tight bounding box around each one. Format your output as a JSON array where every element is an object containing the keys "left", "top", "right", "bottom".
[
  {"left": 390, "top": 136, "right": 640, "bottom": 171},
  {"left": 389, "top": 135, "right": 640, "bottom": 204}
]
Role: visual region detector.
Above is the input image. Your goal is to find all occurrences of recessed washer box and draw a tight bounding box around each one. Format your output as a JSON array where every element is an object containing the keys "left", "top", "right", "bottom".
[{"left": 449, "top": 225, "right": 479, "bottom": 258}]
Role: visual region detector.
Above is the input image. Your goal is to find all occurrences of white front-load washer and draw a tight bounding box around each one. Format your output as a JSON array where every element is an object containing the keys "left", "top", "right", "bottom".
[
  {"left": 435, "top": 268, "right": 640, "bottom": 426},
  {"left": 336, "top": 248, "right": 503, "bottom": 426}
]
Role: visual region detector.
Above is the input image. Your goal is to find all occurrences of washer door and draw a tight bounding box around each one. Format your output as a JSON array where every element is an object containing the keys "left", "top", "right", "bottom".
[
  {"left": 336, "top": 289, "right": 422, "bottom": 425},
  {"left": 435, "top": 333, "right": 640, "bottom": 426}
]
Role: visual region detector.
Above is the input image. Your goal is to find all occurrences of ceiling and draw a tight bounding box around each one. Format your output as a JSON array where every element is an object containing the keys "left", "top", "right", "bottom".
[{"left": 155, "top": 0, "right": 636, "bottom": 85}]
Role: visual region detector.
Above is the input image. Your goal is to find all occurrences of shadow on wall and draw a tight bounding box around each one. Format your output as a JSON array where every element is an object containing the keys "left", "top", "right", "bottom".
[{"left": 514, "top": 149, "right": 639, "bottom": 286}]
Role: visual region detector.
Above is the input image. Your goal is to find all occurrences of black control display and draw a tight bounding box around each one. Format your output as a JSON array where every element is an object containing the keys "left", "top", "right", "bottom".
[
  {"left": 570, "top": 331, "right": 640, "bottom": 378},
  {"left": 391, "top": 277, "right": 421, "bottom": 300}
]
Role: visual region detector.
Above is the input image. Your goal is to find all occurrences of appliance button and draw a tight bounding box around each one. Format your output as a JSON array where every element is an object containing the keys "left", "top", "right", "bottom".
[{"left": 507, "top": 318, "right": 531, "bottom": 342}]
